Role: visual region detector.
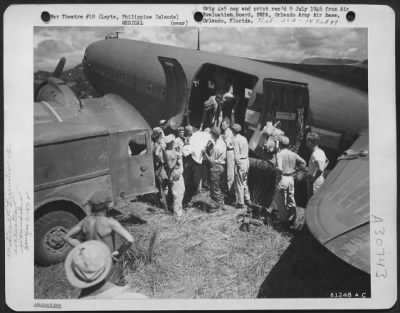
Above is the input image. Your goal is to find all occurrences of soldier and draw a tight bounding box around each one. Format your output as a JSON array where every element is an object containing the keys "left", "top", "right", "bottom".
[
  {"left": 181, "top": 125, "right": 195, "bottom": 205},
  {"left": 200, "top": 93, "right": 223, "bottom": 130},
  {"left": 184, "top": 125, "right": 193, "bottom": 145},
  {"left": 202, "top": 126, "right": 227, "bottom": 211},
  {"left": 222, "top": 84, "right": 240, "bottom": 123},
  {"left": 65, "top": 241, "right": 147, "bottom": 299},
  {"left": 306, "top": 132, "right": 328, "bottom": 198},
  {"left": 64, "top": 191, "right": 134, "bottom": 286},
  {"left": 276, "top": 136, "right": 306, "bottom": 223},
  {"left": 159, "top": 119, "right": 168, "bottom": 135},
  {"left": 232, "top": 123, "right": 252, "bottom": 209},
  {"left": 221, "top": 117, "right": 235, "bottom": 201},
  {"left": 190, "top": 128, "right": 211, "bottom": 194},
  {"left": 164, "top": 135, "right": 185, "bottom": 217},
  {"left": 175, "top": 127, "right": 185, "bottom": 156},
  {"left": 151, "top": 127, "right": 168, "bottom": 210}
]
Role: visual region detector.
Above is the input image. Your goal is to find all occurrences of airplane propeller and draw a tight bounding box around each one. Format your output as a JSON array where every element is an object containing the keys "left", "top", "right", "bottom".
[{"left": 53, "top": 57, "right": 66, "bottom": 78}]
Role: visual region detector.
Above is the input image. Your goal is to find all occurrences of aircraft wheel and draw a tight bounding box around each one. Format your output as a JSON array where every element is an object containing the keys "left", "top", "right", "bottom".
[{"left": 35, "top": 210, "right": 79, "bottom": 266}]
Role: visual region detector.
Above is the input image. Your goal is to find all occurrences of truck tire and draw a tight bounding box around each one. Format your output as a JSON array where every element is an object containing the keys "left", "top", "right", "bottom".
[{"left": 35, "top": 210, "right": 80, "bottom": 266}]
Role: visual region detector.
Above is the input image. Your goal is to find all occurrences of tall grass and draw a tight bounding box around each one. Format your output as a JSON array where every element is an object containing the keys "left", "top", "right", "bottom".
[{"left": 35, "top": 199, "right": 291, "bottom": 299}]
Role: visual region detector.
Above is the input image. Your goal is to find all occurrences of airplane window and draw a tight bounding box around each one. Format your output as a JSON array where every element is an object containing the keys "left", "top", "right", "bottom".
[{"left": 128, "top": 134, "right": 147, "bottom": 156}]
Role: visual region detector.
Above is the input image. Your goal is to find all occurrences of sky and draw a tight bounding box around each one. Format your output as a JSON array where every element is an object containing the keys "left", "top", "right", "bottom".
[{"left": 34, "top": 27, "right": 367, "bottom": 72}]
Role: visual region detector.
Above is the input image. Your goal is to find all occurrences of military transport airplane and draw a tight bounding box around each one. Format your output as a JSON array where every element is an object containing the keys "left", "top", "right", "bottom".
[{"left": 35, "top": 36, "right": 369, "bottom": 296}]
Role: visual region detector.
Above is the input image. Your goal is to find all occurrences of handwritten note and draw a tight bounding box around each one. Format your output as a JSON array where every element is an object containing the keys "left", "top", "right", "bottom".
[{"left": 4, "top": 144, "right": 33, "bottom": 257}]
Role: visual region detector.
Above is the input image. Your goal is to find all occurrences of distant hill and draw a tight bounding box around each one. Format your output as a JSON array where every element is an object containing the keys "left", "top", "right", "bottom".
[{"left": 301, "top": 57, "right": 360, "bottom": 65}]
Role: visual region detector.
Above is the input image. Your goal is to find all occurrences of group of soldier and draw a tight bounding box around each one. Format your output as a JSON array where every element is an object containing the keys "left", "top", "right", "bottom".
[
  {"left": 151, "top": 87, "right": 328, "bottom": 223},
  {"left": 151, "top": 116, "right": 252, "bottom": 218},
  {"left": 60, "top": 87, "right": 328, "bottom": 299}
]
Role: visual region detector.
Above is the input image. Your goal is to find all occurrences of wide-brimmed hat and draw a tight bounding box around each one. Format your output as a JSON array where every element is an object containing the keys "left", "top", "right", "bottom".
[
  {"left": 231, "top": 123, "right": 242, "bottom": 133},
  {"left": 65, "top": 240, "right": 112, "bottom": 289}
]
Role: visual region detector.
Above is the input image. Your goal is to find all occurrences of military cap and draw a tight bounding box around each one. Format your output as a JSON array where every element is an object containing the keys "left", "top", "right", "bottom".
[
  {"left": 152, "top": 127, "right": 163, "bottom": 135},
  {"left": 184, "top": 125, "right": 193, "bottom": 132},
  {"left": 210, "top": 126, "right": 221, "bottom": 137},
  {"left": 280, "top": 136, "right": 290, "bottom": 146},
  {"left": 231, "top": 123, "right": 242, "bottom": 133},
  {"left": 164, "top": 134, "right": 176, "bottom": 145},
  {"left": 88, "top": 190, "right": 112, "bottom": 211},
  {"left": 159, "top": 119, "right": 168, "bottom": 126}
]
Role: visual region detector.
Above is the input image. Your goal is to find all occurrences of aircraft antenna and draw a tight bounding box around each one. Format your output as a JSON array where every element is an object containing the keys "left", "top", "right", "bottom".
[{"left": 197, "top": 28, "right": 200, "bottom": 51}]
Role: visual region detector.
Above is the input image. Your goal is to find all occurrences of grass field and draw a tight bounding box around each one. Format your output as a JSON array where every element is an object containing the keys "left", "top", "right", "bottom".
[{"left": 34, "top": 198, "right": 292, "bottom": 299}]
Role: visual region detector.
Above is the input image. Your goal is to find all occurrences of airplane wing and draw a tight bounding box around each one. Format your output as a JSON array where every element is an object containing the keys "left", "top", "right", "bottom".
[{"left": 305, "top": 131, "right": 370, "bottom": 273}]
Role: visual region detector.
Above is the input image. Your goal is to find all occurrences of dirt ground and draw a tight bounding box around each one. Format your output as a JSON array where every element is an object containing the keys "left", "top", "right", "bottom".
[{"left": 34, "top": 198, "right": 292, "bottom": 299}]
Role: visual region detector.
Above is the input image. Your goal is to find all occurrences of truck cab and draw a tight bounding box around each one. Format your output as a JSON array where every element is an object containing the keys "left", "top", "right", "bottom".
[{"left": 34, "top": 78, "right": 156, "bottom": 265}]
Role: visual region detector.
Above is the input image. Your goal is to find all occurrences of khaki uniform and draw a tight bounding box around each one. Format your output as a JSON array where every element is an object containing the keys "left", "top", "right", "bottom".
[
  {"left": 307, "top": 147, "right": 328, "bottom": 197},
  {"left": 152, "top": 141, "right": 168, "bottom": 209},
  {"left": 233, "top": 134, "right": 251, "bottom": 206},
  {"left": 276, "top": 148, "right": 306, "bottom": 215},
  {"left": 164, "top": 148, "right": 185, "bottom": 217},
  {"left": 209, "top": 138, "right": 227, "bottom": 206},
  {"left": 221, "top": 127, "right": 235, "bottom": 194}
]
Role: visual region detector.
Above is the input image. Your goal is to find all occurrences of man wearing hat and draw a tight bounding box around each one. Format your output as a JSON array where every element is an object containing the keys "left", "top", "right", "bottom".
[
  {"left": 276, "top": 136, "right": 306, "bottom": 223},
  {"left": 305, "top": 132, "right": 328, "bottom": 198},
  {"left": 181, "top": 125, "right": 195, "bottom": 205},
  {"left": 65, "top": 240, "right": 147, "bottom": 299},
  {"left": 199, "top": 93, "right": 223, "bottom": 131},
  {"left": 232, "top": 123, "right": 251, "bottom": 209},
  {"left": 152, "top": 127, "right": 168, "bottom": 210},
  {"left": 221, "top": 117, "right": 235, "bottom": 201},
  {"left": 64, "top": 190, "right": 134, "bottom": 286},
  {"left": 184, "top": 125, "right": 193, "bottom": 145},
  {"left": 164, "top": 134, "right": 185, "bottom": 217},
  {"left": 175, "top": 127, "right": 185, "bottom": 156},
  {"left": 202, "top": 126, "right": 227, "bottom": 210},
  {"left": 159, "top": 119, "right": 169, "bottom": 135}
]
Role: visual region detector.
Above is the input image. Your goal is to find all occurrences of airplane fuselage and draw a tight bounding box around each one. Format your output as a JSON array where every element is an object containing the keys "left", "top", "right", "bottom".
[{"left": 83, "top": 38, "right": 368, "bottom": 155}]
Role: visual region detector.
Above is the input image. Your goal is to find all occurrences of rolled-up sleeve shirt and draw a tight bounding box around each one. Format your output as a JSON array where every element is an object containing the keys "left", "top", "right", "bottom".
[
  {"left": 233, "top": 134, "right": 249, "bottom": 164},
  {"left": 210, "top": 138, "right": 227, "bottom": 165}
]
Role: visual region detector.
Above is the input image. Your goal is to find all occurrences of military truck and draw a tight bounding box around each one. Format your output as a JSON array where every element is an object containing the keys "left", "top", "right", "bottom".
[{"left": 34, "top": 77, "right": 156, "bottom": 265}]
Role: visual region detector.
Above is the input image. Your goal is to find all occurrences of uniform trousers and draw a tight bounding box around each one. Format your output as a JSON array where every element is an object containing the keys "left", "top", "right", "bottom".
[
  {"left": 277, "top": 175, "right": 296, "bottom": 221},
  {"left": 234, "top": 158, "right": 251, "bottom": 206},
  {"left": 168, "top": 175, "right": 185, "bottom": 217},
  {"left": 209, "top": 163, "right": 225, "bottom": 206}
]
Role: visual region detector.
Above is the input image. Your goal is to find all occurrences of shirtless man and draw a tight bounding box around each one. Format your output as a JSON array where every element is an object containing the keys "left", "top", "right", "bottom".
[{"left": 64, "top": 190, "right": 134, "bottom": 285}]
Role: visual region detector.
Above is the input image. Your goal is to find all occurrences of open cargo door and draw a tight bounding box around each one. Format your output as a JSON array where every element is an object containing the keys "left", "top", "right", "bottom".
[
  {"left": 261, "top": 79, "right": 309, "bottom": 151},
  {"left": 158, "top": 57, "right": 188, "bottom": 128}
]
